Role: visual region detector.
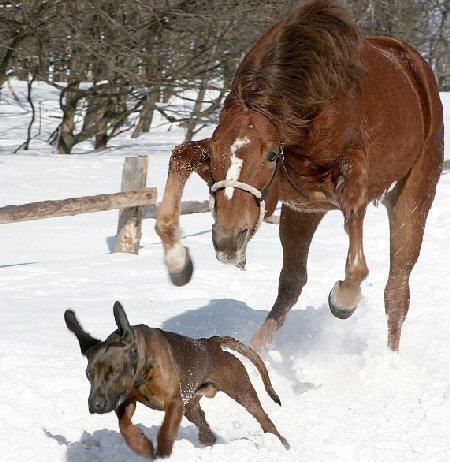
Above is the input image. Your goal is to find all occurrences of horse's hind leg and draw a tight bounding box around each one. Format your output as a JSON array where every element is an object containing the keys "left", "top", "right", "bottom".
[{"left": 384, "top": 139, "right": 442, "bottom": 351}]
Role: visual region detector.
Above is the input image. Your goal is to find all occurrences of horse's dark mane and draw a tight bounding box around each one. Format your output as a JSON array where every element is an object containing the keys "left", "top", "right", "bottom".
[{"left": 224, "top": 0, "right": 363, "bottom": 143}]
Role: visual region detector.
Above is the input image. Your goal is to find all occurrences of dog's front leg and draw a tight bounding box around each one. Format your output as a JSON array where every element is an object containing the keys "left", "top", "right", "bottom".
[
  {"left": 155, "top": 398, "right": 184, "bottom": 458},
  {"left": 116, "top": 401, "right": 154, "bottom": 459}
]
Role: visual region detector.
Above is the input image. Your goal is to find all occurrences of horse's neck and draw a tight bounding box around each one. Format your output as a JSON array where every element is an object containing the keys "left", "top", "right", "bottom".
[{"left": 289, "top": 96, "right": 365, "bottom": 166}]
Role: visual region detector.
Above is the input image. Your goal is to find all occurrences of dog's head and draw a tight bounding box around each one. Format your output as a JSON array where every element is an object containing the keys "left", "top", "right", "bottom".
[{"left": 64, "top": 301, "right": 139, "bottom": 414}]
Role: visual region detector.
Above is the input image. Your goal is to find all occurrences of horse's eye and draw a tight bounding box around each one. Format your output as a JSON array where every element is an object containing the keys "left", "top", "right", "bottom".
[{"left": 267, "top": 151, "right": 278, "bottom": 162}]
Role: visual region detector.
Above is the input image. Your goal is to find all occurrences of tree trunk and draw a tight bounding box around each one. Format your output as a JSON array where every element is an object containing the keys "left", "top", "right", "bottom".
[
  {"left": 93, "top": 91, "right": 110, "bottom": 150},
  {"left": 184, "top": 76, "right": 208, "bottom": 141},
  {"left": 95, "top": 133, "right": 108, "bottom": 150},
  {"left": 132, "top": 40, "right": 160, "bottom": 138},
  {"left": 0, "top": 34, "right": 24, "bottom": 89},
  {"left": 131, "top": 87, "right": 159, "bottom": 138},
  {"left": 57, "top": 83, "right": 79, "bottom": 154},
  {"left": 23, "top": 74, "right": 36, "bottom": 150}
]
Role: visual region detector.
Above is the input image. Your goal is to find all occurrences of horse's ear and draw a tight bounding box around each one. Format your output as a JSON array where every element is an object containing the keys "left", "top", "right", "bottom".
[
  {"left": 113, "top": 301, "right": 134, "bottom": 343},
  {"left": 64, "top": 310, "right": 100, "bottom": 356}
]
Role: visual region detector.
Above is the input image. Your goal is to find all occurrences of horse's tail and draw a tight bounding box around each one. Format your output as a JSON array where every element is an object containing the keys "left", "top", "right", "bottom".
[{"left": 211, "top": 336, "right": 281, "bottom": 406}]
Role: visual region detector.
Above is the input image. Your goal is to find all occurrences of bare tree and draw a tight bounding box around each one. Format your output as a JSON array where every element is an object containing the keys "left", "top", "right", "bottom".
[{"left": 1, "top": 0, "right": 448, "bottom": 153}]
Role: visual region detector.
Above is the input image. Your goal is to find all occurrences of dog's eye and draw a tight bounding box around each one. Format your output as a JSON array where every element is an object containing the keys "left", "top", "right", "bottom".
[{"left": 267, "top": 151, "right": 278, "bottom": 163}]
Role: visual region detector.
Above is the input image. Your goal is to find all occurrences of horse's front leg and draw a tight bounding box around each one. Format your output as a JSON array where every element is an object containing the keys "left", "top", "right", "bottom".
[
  {"left": 329, "top": 149, "right": 369, "bottom": 319},
  {"left": 156, "top": 139, "right": 211, "bottom": 286},
  {"left": 251, "top": 206, "right": 325, "bottom": 352},
  {"left": 329, "top": 208, "right": 369, "bottom": 318}
]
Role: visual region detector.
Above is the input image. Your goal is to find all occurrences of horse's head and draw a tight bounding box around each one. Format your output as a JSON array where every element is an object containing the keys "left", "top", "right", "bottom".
[{"left": 209, "top": 108, "right": 282, "bottom": 268}]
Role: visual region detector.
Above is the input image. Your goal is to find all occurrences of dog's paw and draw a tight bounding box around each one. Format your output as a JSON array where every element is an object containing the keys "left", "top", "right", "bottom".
[
  {"left": 199, "top": 431, "right": 216, "bottom": 446},
  {"left": 155, "top": 440, "right": 173, "bottom": 459},
  {"left": 279, "top": 435, "right": 290, "bottom": 450}
]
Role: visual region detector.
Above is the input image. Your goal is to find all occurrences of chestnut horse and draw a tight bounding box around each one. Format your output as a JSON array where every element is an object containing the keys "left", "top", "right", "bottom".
[{"left": 156, "top": 0, "right": 443, "bottom": 352}]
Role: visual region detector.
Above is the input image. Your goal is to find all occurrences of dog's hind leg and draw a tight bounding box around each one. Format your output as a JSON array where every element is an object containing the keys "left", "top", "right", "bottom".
[
  {"left": 155, "top": 398, "right": 184, "bottom": 458},
  {"left": 184, "top": 395, "right": 216, "bottom": 445},
  {"left": 116, "top": 401, "right": 154, "bottom": 459},
  {"left": 211, "top": 352, "right": 289, "bottom": 449}
]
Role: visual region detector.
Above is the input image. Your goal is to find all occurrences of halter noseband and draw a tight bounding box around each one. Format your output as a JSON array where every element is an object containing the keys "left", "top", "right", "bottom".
[{"left": 208, "top": 150, "right": 284, "bottom": 238}]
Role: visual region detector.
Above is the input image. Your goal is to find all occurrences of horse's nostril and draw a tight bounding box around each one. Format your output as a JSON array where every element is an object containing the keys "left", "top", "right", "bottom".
[
  {"left": 238, "top": 227, "right": 250, "bottom": 246},
  {"left": 211, "top": 225, "right": 219, "bottom": 250}
]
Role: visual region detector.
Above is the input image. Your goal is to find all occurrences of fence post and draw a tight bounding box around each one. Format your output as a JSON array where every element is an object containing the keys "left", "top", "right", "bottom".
[{"left": 114, "top": 156, "right": 149, "bottom": 254}]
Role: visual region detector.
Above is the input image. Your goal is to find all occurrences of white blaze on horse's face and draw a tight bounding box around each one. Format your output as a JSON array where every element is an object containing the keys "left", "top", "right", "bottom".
[
  {"left": 224, "top": 137, "right": 250, "bottom": 199},
  {"left": 209, "top": 109, "right": 281, "bottom": 268}
]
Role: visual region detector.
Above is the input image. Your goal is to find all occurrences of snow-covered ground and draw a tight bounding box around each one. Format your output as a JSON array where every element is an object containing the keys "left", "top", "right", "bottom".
[{"left": 0, "top": 81, "right": 449, "bottom": 462}]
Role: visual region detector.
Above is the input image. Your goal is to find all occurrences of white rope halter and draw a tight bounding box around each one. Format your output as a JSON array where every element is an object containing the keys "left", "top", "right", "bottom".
[
  {"left": 209, "top": 180, "right": 266, "bottom": 237},
  {"left": 208, "top": 149, "right": 285, "bottom": 238}
]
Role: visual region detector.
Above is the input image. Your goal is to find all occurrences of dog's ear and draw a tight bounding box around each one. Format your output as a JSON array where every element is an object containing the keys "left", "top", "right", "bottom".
[
  {"left": 113, "top": 301, "right": 134, "bottom": 343},
  {"left": 64, "top": 310, "right": 100, "bottom": 356}
]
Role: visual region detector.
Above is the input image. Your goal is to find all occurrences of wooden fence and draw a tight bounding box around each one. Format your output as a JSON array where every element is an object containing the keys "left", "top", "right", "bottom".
[
  {"left": 0, "top": 156, "right": 156, "bottom": 254},
  {"left": 4, "top": 153, "right": 441, "bottom": 256}
]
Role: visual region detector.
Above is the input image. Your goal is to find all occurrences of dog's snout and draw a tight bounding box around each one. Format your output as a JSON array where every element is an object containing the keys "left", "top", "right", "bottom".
[{"left": 88, "top": 393, "right": 109, "bottom": 414}]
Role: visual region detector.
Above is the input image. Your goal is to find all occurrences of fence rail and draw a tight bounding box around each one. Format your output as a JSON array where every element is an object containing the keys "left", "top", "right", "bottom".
[
  {"left": 0, "top": 188, "right": 156, "bottom": 224},
  {"left": 142, "top": 200, "right": 209, "bottom": 219},
  {"left": 0, "top": 156, "right": 157, "bottom": 255}
]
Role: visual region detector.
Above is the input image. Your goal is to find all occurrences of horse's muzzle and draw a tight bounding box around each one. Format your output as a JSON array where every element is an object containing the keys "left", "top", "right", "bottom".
[{"left": 212, "top": 224, "right": 249, "bottom": 267}]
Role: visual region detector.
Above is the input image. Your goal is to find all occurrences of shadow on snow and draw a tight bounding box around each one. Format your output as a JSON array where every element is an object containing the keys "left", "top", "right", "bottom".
[
  {"left": 162, "top": 298, "right": 368, "bottom": 393},
  {"left": 162, "top": 298, "right": 367, "bottom": 358},
  {"left": 45, "top": 423, "right": 205, "bottom": 462}
]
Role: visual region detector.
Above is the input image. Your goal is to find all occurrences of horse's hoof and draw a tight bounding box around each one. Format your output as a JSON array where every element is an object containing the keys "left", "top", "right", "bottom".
[
  {"left": 329, "top": 299, "right": 356, "bottom": 319},
  {"left": 328, "top": 282, "right": 358, "bottom": 319},
  {"left": 168, "top": 247, "right": 193, "bottom": 287}
]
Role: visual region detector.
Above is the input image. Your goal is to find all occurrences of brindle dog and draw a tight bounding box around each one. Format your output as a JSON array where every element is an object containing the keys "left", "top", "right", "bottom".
[{"left": 64, "top": 302, "right": 289, "bottom": 459}]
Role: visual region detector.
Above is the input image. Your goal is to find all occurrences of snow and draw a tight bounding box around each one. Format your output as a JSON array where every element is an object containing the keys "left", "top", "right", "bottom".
[{"left": 0, "top": 81, "right": 449, "bottom": 462}]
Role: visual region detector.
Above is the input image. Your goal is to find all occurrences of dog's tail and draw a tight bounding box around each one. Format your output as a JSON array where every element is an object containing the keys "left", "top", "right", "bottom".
[{"left": 211, "top": 336, "right": 281, "bottom": 406}]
